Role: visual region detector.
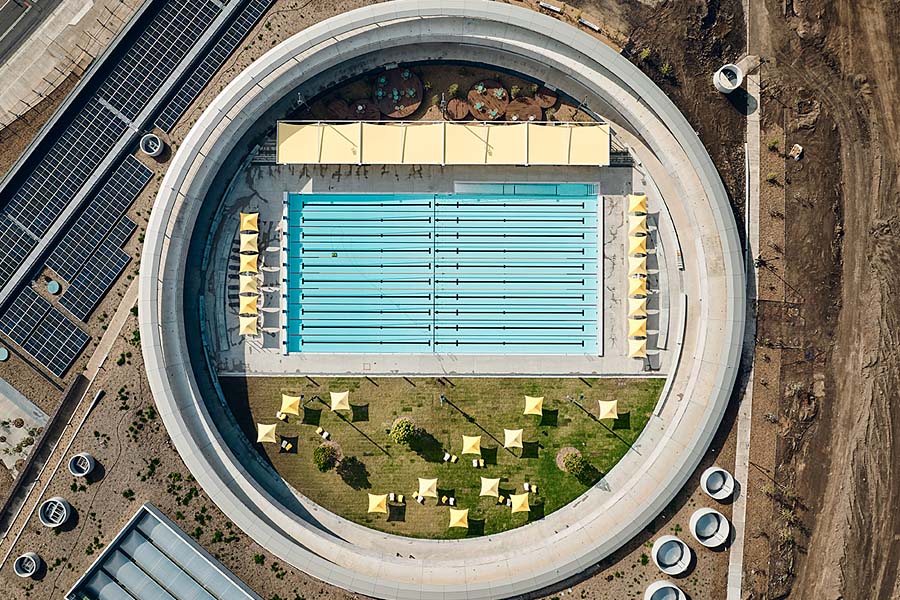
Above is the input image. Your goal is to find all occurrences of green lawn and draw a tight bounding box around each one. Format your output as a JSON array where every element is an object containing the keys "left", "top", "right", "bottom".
[{"left": 225, "top": 376, "right": 663, "bottom": 539}]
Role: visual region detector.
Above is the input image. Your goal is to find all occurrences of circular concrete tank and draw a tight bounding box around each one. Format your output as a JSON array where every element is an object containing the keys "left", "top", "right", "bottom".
[
  {"left": 713, "top": 63, "right": 743, "bottom": 93},
  {"left": 38, "top": 496, "right": 71, "bottom": 528},
  {"left": 13, "top": 552, "right": 42, "bottom": 578},
  {"left": 651, "top": 535, "right": 692, "bottom": 576},
  {"left": 68, "top": 452, "right": 96, "bottom": 478},
  {"left": 140, "top": 133, "right": 164, "bottom": 157},
  {"left": 644, "top": 580, "right": 687, "bottom": 600},
  {"left": 701, "top": 465, "right": 735, "bottom": 500},
  {"left": 690, "top": 508, "right": 731, "bottom": 548}
]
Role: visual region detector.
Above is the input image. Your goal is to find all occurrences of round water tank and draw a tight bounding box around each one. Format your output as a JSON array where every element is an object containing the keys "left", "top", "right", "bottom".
[
  {"left": 140, "top": 133, "right": 165, "bottom": 157},
  {"left": 13, "top": 552, "right": 42, "bottom": 578},
  {"left": 68, "top": 452, "right": 96, "bottom": 478},
  {"left": 713, "top": 63, "right": 744, "bottom": 93},
  {"left": 38, "top": 497, "right": 71, "bottom": 528}
]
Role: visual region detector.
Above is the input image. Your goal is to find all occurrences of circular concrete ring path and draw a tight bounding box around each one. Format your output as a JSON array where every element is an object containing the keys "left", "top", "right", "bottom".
[{"left": 139, "top": 2, "right": 745, "bottom": 598}]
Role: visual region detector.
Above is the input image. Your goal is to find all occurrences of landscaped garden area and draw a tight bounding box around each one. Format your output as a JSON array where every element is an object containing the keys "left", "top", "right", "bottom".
[{"left": 225, "top": 376, "right": 664, "bottom": 539}]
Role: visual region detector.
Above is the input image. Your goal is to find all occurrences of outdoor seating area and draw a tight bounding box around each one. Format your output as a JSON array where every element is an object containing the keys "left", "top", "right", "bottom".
[
  {"left": 237, "top": 212, "right": 260, "bottom": 337},
  {"left": 626, "top": 195, "right": 650, "bottom": 359}
]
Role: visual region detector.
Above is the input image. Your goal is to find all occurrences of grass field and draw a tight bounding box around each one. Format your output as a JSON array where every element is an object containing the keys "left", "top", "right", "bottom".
[{"left": 225, "top": 376, "right": 663, "bottom": 539}]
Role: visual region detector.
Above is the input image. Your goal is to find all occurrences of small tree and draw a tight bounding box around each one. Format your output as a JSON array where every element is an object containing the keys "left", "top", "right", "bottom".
[
  {"left": 447, "top": 83, "right": 459, "bottom": 98},
  {"left": 510, "top": 85, "right": 521, "bottom": 99},
  {"left": 563, "top": 453, "right": 596, "bottom": 485},
  {"left": 659, "top": 62, "right": 673, "bottom": 78},
  {"left": 313, "top": 444, "right": 337, "bottom": 472},
  {"left": 637, "top": 48, "right": 651, "bottom": 63},
  {"left": 389, "top": 417, "right": 420, "bottom": 445}
]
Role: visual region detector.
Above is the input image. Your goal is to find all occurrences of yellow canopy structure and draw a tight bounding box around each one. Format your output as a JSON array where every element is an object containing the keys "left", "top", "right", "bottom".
[
  {"left": 524, "top": 395, "right": 544, "bottom": 416},
  {"left": 239, "top": 316, "right": 257, "bottom": 336},
  {"left": 628, "top": 319, "right": 647, "bottom": 338},
  {"left": 629, "top": 338, "right": 647, "bottom": 358},
  {"left": 280, "top": 394, "right": 301, "bottom": 416},
  {"left": 598, "top": 400, "right": 619, "bottom": 420},
  {"left": 628, "top": 236, "right": 647, "bottom": 256},
  {"left": 628, "top": 214, "right": 648, "bottom": 235},
  {"left": 239, "top": 275, "right": 258, "bottom": 295},
  {"left": 448, "top": 508, "right": 469, "bottom": 529},
  {"left": 627, "top": 194, "right": 648, "bottom": 214},
  {"left": 461, "top": 435, "right": 482, "bottom": 456},
  {"left": 417, "top": 478, "right": 438, "bottom": 499},
  {"left": 239, "top": 212, "right": 259, "bottom": 232},
  {"left": 367, "top": 493, "right": 388, "bottom": 514},
  {"left": 329, "top": 391, "right": 350, "bottom": 412},
  {"left": 628, "top": 297, "right": 648, "bottom": 318},
  {"left": 239, "top": 295, "right": 258, "bottom": 315},
  {"left": 503, "top": 428, "right": 524, "bottom": 449},
  {"left": 240, "top": 233, "right": 258, "bottom": 253},
  {"left": 510, "top": 493, "right": 530, "bottom": 513},
  {"left": 480, "top": 477, "right": 500, "bottom": 497},
  {"left": 628, "top": 277, "right": 648, "bottom": 297},
  {"left": 628, "top": 255, "right": 648, "bottom": 276},
  {"left": 239, "top": 253, "right": 258, "bottom": 274},
  {"left": 256, "top": 423, "right": 277, "bottom": 443}
]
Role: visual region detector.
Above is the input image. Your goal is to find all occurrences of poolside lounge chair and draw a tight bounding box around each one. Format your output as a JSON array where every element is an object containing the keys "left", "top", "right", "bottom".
[
  {"left": 450, "top": 455, "right": 459, "bottom": 463},
  {"left": 389, "top": 493, "right": 396, "bottom": 502},
  {"left": 276, "top": 411, "right": 287, "bottom": 421},
  {"left": 397, "top": 494, "right": 405, "bottom": 504},
  {"left": 449, "top": 497, "right": 456, "bottom": 506},
  {"left": 443, "top": 452, "right": 451, "bottom": 462},
  {"left": 478, "top": 459, "right": 485, "bottom": 468},
  {"left": 315, "top": 427, "right": 324, "bottom": 435},
  {"left": 321, "top": 430, "right": 330, "bottom": 440},
  {"left": 472, "top": 459, "right": 480, "bottom": 468},
  {"left": 506, "top": 498, "right": 512, "bottom": 507},
  {"left": 498, "top": 495, "right": 505, "bottom": 505},
  {"left": 441, "top": 495, "right": 448, "bottom": 505},
  {"left": 417, "top": 495, "right": 425, "bottom": 504},
  {"left": 523, "top": 483, "right": 530, "bottom": 492}
]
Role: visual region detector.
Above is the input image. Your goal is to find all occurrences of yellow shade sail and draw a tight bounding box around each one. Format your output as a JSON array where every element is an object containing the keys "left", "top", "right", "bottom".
[
  {"left": 239, "top": 275, "right": 258, "bottom": 295},
  {"left": 239, "top": 253, "right": 258, "bottom": 274},
  {"left": 240, "top": 233, "right": 258, "bottom": 253},
  {"left": 627, "top": 194, "right": 648, "bottom": 214},
  {"left": 503, "top": 428, "right": 524, "bottom": 449},
  {"left": 330, "top": 391, "right": 350, "bottom": 412},
  {"left": 598, "top": 400, "right": 619, "bottom": 420},
  {"left": 480, "top": 477, "right": 500, "bottom": 497},
  {"left": 239, "top": 316, "right": 257, "bottom": 336},
  {"left": 628, "top": 255, "right": 648, "bottom": 276},
  {"left": 256, "top": 423, "right": 277, "bottom": 443},
  {"left": 417, "top": 478, "right": 438, "bottom": 499},
  {"left": 629, "top": 338, "right": 647, "bottom": 358},
  {"left": 628, "top": 214, "right": 648, "bottom": 235},
  {"left": 461, "top": 435, "right": 482, "bottom": 456},
  {"left": 510, "top": 493, "right": 530, "bottom": 513},
  {"left": 524, "top": 395, "right": 543, "bottom": 416},
  {"left": 448, "top": 508, "right": 469, "bottom": 529},
  {"left": 628, "top": 297, "right": 647, "bottom": 318},
  {"left": 239, "top": 295, "right": 257, "bottom": 315},
  {"left": 280, "top": 394, "right": 301, "bottom": 416},
  {"left": 445, "top": 124, "right": 488, "bottom": 164},
  {"left": 628, "top": 319, "right": 647, "bottom": 338},
  {"left": 628, "top": 236, "right": 647, "bottom": 256},
  {"left": 367, "top": 493, "right": 388, "bottom": 514},
  {"left": 239, "top": 212, "right": 258, "bottom": 232},
  {"left": 628, "top": 277, "right": 648, "bottom": 297}
]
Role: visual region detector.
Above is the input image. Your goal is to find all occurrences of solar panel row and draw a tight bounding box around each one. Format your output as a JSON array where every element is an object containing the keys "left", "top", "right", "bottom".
[
  {"left": 156, "top": 0, "right": 273, "bottom": 132},
  {"left": 0, "top": 216, "right": 37, "bottom": 286},
  {"left": 46, "top": 157, "right": 151, "bottom": 282},
  {"left": 59, "top": 242, "right": 132, "bottom": 322}
]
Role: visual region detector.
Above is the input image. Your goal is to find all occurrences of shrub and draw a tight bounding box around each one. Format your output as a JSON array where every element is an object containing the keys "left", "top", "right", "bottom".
[
  {"left": 765, "top": 172, "right": 780, "bottom": 185},
  {"left": 637, "top": 48, "right": 651, "bottom": 63},
  {"left": 447, "top": 83, "right": 459, "bottom": 98},
  {"left": 254, "top": 554, "right": 265, "bottom": 565},
  {"left": 389, "top": 418, "right": 420, "bottom": 445},
  {"left": 510, "top": 85, "right": 521, "bottom": 99},
  {"left": 659, "top": 62, "right": 673, "bottom": 78},
  {"left": 767, "top": 139, "right": 780, "bottom": 152},
  {"left": 313, "top": 444, "right": 337, "bottom": 472},
  {"left": 563, "top": 453, "right": 596, "bottom": 484}
]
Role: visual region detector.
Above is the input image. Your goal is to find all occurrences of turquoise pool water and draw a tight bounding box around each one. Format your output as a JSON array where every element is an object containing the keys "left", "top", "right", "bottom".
[{"left": 286, "top": 183, "right": 599, "bottom": 354}]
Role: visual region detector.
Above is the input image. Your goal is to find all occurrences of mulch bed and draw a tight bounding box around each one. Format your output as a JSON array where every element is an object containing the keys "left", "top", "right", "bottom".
[
  {"left": 347, "top": 99, "right": 380, "bottom": 121},
  {"left": 555, "top": 447, "right": 581, "bottom": 471},
  {"left": 373, "top": 68, "right": 423, "bottom": 119},
  {"left": 505, "top": 98, "right": 542, "bottom": 122},
  {"left": 446, "top": 97, "right": 469, "bottom": 120},
  {"left": 532, "top": 86, "right": 558, "bottom": 109},
  {"left": 467, "top": 79, "right": 509, "bottom": 121}
]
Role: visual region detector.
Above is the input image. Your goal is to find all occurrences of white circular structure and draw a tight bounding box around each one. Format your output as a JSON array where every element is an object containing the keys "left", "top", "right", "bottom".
[
  {"left": 651, "top": 535, "right": 692, "bottom": 576},
  {"left": 689, "top": 508, "right": 731, "bottom": 548},
  {"left": 13, "top": 552, "right": 42, "bottom": 578},
  {"left": 138, "top": 1, "right": 745, "bottom": 597},
  {"left": 67, "top": 452, "right": 96, "bottom": 478},
  {"left": 644, "top": 580, "right": 687, "bottom": 600},
  {"left": 139, "top": 132, "right": 164, "bottom": 157},
  {"left": 701, "top": 465, "right": 735, "bottom": 500},
  {"left": 713, "top": 63, "right": 744, "bottom": 93},
  {"left": 38, "top": 496, "right": 71, "bottom": 528}
]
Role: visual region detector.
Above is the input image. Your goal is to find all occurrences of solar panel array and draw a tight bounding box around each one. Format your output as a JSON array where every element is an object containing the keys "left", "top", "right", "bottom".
[
  {"left": 156, "top": 0, "right": 273, "bottom": 132},
  {"left": 59, "top": 242, "right": 132, "bottom": 321},
  {"left": 0, "top": 287, "right": 89, "bottom": 377}
]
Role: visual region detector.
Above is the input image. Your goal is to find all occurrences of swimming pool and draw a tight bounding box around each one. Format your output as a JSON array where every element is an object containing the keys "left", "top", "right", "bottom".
[{"left": 286, "top": 183, "right": 600, "bottom": 354}]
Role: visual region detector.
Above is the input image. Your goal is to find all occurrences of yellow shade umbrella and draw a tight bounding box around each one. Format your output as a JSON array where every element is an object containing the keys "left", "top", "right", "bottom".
[
  {"left": 240, "top": 232, "right": 259, "bottom": 253},
  {"left": 627, "top": 194, "right": 648, "bottom": 214},
  {"left": 256, "top": 423, "right": 277, "bottom": 443},
  {"left": 417, "top": 478, "right": 438, "bottom": 499},
  {"left": 367, "top": 493, "right": 388, "bottom": 514},
  {"left": 628, "top": 319, "right": 647, "bottom": 338},
  {"left": 628, "top": 277, "right": 648, "bottom": 297},
  {"left": 239, "top": 253, "right": 258, "bottom": 274},
  {"left": 239, "top": 212, "right": 259, "bottom": 232},
  {"left": 628, "top": 255, "right": 647, "bottom": 276},
  {"left": 239, "top": 316, "right": 257, "bottom": 336},
  {"left": 523, "top": 395, "right": 543, "bottom": 416},
  {"left": 510, "top": 493, "right": 530, "bottom": 513},
  {"left": 628, "top": 297, "right": 647, "bottom": 318},
  {"left": 280, "top": 394, "right": 301, "bottom": 416},
  {"left": 598, "top": 399, "right": 619, "bottom": 420},
  {"left": 239, "top": 295, "right": 258, "bottom": 315},
  {"left": 629, "top": 338, "right": 647, "bottom": 358},
  {"left": 461, "top": 435, "right": 482, "bottom": 456},
  {"left": 503, "top": 428, "right": 524, "bottom": 449},
  {"left": 239, "top": 275, "right": 258, "bottom": 295},
  {"left": 628, "top": 214, "right": 648, "bottom": 235},
  {"left": 480, "top": 477, "right": 500, "bottom": 497},
  {"left": 628, "top": 236, "right": 647, "bottom": 256},
  {"left": 330, "top": 391, "right": 350, "bottom": 411},
  {"left": 448, "top": 508, "right": 469, "bottom": 529}
]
